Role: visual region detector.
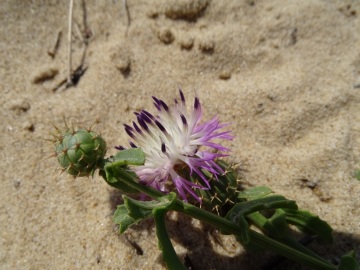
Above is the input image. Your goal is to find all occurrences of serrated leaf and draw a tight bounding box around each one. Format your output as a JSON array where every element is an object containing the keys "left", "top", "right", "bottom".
[
  {"left": 113, "top": 204, "right": 137, "bottom": 234},
  {"left": 283, "top": 209, "right": 333, "bottom": 244},
  {"left": 125, "top": 197, "right": 155, "bottom": 221},
  {"left": 113, "top": 193, "right": 177, "bottom": 234},
  {"left": 125, "top": 192, "right": 177, "bottom": 219}
]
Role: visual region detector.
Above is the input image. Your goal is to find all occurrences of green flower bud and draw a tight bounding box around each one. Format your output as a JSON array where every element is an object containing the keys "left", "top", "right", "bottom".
[{"left": 54, "top": 128, "right": 107, "bottom": 177}]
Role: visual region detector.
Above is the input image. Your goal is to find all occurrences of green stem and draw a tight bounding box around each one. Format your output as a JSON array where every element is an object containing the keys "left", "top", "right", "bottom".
[
  {"left": 101, "top": 163, "right": 164, "bottom": 199},
  {"left": 110, "top": 170, "right": 336, "bottom": 270},
  {"left": 153, "top": 209, "right": 187, "bottom": 270},
  {"left": 247, "top": 212, "right": 331, "bottom": 265},
  {"left": 125, "top": 177, "right": 164, "bottom": 198},
  {"left": 173, "top": 200, "right": 336, "bottom": 270}
]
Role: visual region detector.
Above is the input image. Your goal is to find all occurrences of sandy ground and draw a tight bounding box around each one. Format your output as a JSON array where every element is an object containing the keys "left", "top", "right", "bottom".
[{"left": 1, "top": 0, "right": 360, "bottom": 269}]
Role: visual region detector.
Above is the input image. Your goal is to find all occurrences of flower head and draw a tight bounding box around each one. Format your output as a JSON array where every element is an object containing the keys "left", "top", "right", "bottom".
[{"left": 117, "top": 89, "right": 232, "bottom": 202}]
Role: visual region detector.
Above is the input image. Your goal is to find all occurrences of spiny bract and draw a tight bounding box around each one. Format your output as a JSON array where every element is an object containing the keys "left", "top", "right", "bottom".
[
  {"left": 196, "top": 160, "right": 240, "bottom": 216},
  {"left": 54, "top": 128, "right": 107, "bottom": 177}
]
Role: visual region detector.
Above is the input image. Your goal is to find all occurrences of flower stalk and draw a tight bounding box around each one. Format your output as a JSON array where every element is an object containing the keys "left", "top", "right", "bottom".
[
  {"left": 104, "top": 162, "right": 337, "bottom": 270},
  {"left": 52, "top": 90, "right": 359, "bottom": 270}
]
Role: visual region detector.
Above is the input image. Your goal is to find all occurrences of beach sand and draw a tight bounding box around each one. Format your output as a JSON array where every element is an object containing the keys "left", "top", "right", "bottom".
[{"left": 1, "top": 0, "right": 359, "bottom": 269}]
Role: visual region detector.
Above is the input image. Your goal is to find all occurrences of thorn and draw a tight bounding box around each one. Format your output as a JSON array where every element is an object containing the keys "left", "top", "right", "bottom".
[
  {"left": 199, "top": 202, "right": 204, "bottom": 209},
  {"left": 224, "top": 198, "right": 235, "bottom": 205},
  {"left": 212, "top": 205, "right": 220, "bottom": 216},
  {"left": 58, "top": 167, "right": 66, "bottom": 175},
  {"left": 63, "top": 117, "right": 70, "bottom": 131},
  {"left": 44, "top": 137, "right": 57, "bottom": 143},
  {"left": 44, "top": 152, "right": 57, "bottom": 160},
  {"left": 77, "top": 153, "right": 85, "bottom": 162},
  {"left": 71, "top": 122, "right": 76, "bottom": 134},
  {"left": 226, "top": 186, "right": 237, "bottom": 192},
  {"left": 210, "top": 194, "right": 222, "bottom": 204},
  {"left": 87, "top": 122, "right": 97, "bottom": 132},
  {"left": 53, "top": 123, "right": 62, "bottom": 131},
  {"left": 56, "top": 151, "right": 65, "bottom": 159},
  {"left": 231, "top": 163, "right": 241, "bottom": 170}
]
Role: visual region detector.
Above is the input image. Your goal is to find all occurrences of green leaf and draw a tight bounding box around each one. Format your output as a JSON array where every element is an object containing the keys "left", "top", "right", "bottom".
[
  {"left": 126, "top": 192, "right": 177, "bottom": 219},
  {"left": 266, "top": 209, "right": 290, "bottom": 238},
  {"left": 227, "top": 195, "right": 298, "bottom": 224},
  {"left": 283, "top": 209, "right": 333, "bottom": 244},
  {"left": 117, "top": 193, "right": 182, "bottom": 268},
  {"left": 225, "top": 195, "right": 298, "bottom": 244},
  {"left": 113, "top": 193, "right": 177, "bottom": 234},
  {"left": 104, "top": 163, "right": 139, "bottom": 193},
  {"left": 103, "top": 148, "right": 146, "bottom": 193},
  {"left": 237, "top": 186, "right": 273, "bottom": 200},
  {"left": 113, "top": 204, "right": 137, "bottom": 234},
  {"left": 125, "top": 197, "right": 155, "bottom": 221},
  {"left": 247, "top": 210, "right": 332, "bottom": 264},
  {"left": 338, "top": 250, "right": 360, "bottom": 270},
  {"left": 112, "top": 148, "right": 145, "bottom": 166}
]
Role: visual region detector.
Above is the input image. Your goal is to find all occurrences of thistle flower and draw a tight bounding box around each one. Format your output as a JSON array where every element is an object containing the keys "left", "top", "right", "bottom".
[{"left": 117, "top": 90, "right": 232, "bottom": 201}]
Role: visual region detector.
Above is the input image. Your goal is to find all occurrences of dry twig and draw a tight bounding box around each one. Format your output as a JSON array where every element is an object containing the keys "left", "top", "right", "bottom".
[
  {"left": 67, "top": 0, "right": 74, "bottom": 85},
  {"left": 53, "top": 0, "right": 89, "bottom": 92},
  {"left": 123, "top": 0, "right": 131, "bottom": 35},
  {"left": 48, "top": 30, "right": 62, "bottom": 58}
]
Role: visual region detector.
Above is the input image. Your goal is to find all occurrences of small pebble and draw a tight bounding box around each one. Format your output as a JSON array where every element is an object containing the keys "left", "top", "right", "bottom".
[
  {"left": 157, "top": 28, "right": 175, "bottom": 44},
  {"left": 114, "top": 54, "right": 131, "bottom": 73},
  {"left": 255, "top": 103, "right": 264, "bottom": 114},
  {"left": 110, "top": 46, "right": 131, "bottom": 75},
  {"left": 13, "top": 179, "right": 21, "bottom": 189},
  {"left": 180, "top": 36, "right": 194, "bottom": 50},
  {"left": 23, "top": 121, "right": 35, "bottom": 132},
  {"left": 246, "top": 0, "right": 255, "bottom": 6},
  {"left": 164, "top": 0, "right": 209, "bottom": 20},
  {"left": 199, "top": 39, "right": 215, "bottom": 53},
  {"left": 10, "top": 101, "right": 31, "bottom": 115},
  {"left": 219, "top": 70, "right": 231, "bottom": 80},
  {"left": 147, "top": 10, "right": 159, "bottom": 19}
]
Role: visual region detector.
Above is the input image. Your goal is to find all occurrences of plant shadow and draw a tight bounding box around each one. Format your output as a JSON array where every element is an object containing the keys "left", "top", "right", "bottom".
[{"left": 108, "top": 189, "right": 360, "bottom": 270}]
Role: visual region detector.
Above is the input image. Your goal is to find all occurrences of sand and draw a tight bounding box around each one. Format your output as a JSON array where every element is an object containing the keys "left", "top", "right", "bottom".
[{"left": 1, "top": 0, "right": 360, "bottom": 269}]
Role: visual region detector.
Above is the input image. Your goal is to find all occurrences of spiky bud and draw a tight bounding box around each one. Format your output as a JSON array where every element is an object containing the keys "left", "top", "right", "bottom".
[
  {"left": 54, "top": 128, "right": 107, "bottom": 177},
  {"left": 196, "top": 160, "right": 240, "bottom": 216}
]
